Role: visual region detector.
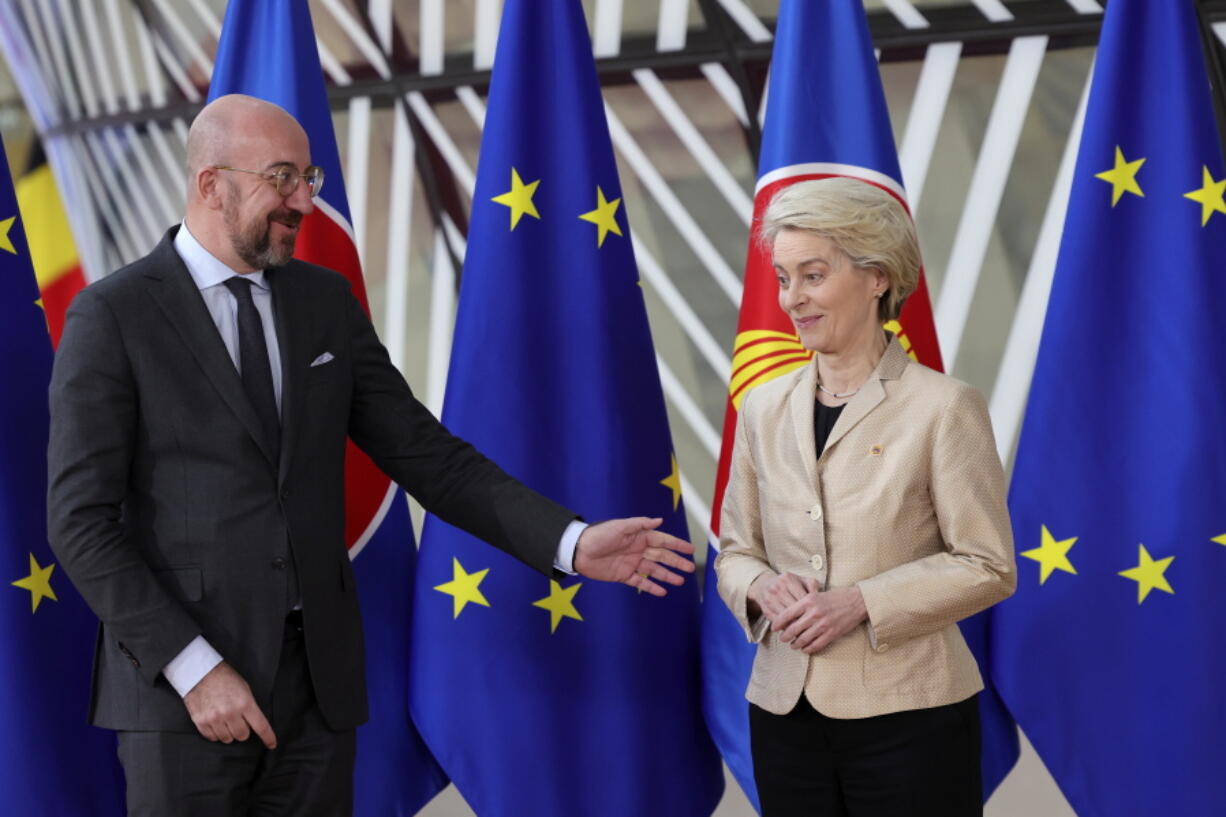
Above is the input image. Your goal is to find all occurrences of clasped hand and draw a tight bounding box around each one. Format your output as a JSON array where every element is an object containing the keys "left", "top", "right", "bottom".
[{"left": 749, "top": 572, "right": 867, "bottom": 654}]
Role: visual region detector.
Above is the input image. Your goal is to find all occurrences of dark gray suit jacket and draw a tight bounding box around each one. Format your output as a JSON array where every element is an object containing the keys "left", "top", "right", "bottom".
[{"left": 47, "top": 227, "right": 575, "bottom": 733}]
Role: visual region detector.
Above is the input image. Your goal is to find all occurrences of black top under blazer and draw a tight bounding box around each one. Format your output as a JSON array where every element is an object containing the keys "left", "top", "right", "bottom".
[{"left": 47, "top": 227, "right": 575, "bottom": 733}]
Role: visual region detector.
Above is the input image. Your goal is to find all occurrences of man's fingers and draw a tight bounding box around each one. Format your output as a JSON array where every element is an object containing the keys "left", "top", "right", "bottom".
[
  {"left": 627, "top": 516, "right": 664, "bottom": 532},
  {"left": 246, "top": 706, "right": 278, "bottom": 750},
  {"left": 228, "top": 715, "right": 251, "bottom": 744},
  {"left": 644, "top": 546, "right": 696, "bottom": 572},
  {"left": 214, "top": 719, "right": 238, "bottom": 744},
  {"left": 646, "top": 531, "right": 695, "bottom": 556},
  {"left": 640, "top": 562, "right": 685, "bottom": 586},
  {"left": 628, "top": 572, "right": 667, "bottom": 597}
]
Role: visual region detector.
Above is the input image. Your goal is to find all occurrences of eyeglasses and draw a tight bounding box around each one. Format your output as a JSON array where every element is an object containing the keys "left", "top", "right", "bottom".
[{"left": 213, "top": 164, "right": 325, "bottom": 198}]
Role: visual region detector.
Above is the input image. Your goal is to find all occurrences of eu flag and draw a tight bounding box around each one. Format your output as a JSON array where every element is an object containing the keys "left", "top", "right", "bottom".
[
  {"left": 407, "top": 1, "right": 723, "bottom": 814},
  {"left": 0, "top": 138, "right": 124, "bottom": 812},
  {"left": 210, "top": 1, "right": 446, "bottom": 813},
  {"left": 991, "top": 0, "right": 1226, "bottom": 813}
]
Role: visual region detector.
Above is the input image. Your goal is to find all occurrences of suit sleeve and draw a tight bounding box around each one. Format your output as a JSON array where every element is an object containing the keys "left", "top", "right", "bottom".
[
  {"left": 855, "top": 383, "right": 1017, "bottom": 650},
  {"left": 47, "top": 288, "right": 203, "bottom": 687},
  {"left": 341, "top": 289, "right": 576, "bottom": 575},
  {"left": 714, "top": 398, "right": 778, "bottom": 642}
]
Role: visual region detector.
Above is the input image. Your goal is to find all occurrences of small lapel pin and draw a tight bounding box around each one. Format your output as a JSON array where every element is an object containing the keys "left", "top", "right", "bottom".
[{"left": 869, "top": 444, "right": 883, "bottom": 457}]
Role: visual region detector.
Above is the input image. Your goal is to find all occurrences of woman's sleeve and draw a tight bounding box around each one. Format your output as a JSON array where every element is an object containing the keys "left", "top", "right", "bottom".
[
  {"left": 714, "top": 400, "right": 778, "bottom": 642},
  {"left": 855, "top": 383, "right": 1017, "bottom": 651}
]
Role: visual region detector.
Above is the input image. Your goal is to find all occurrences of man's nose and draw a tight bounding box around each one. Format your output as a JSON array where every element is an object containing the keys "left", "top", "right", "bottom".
[{"left": 287, "top": 179, "right": 315, "bottom": 214}]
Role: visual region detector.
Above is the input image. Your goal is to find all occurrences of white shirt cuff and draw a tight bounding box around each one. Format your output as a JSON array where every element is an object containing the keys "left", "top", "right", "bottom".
[
  {"left": 162, "top": 635, "right": 224, "bottom": 697},
  {"left": 554, "top": 520, "right": 587, "bottom": 575}
]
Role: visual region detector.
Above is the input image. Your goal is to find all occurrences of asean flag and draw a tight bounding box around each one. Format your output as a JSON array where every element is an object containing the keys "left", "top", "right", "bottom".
[
  {"left": 699, "top": 0, "right": 1017, "bottom": 809},
  {"left": 210, "top": 1, "right": 447, "bottom": 814}
]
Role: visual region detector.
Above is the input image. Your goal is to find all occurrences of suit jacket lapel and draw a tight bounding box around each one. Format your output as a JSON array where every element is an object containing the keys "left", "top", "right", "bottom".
[
  {"left": 268, "top": 265, "right": 308, "bottom": 485},
  {"left": 143, "top": 229, "right": 278, "bottom": 468},
  {"left": 819, "top": 335, "right": 910, "bottom": 461}
]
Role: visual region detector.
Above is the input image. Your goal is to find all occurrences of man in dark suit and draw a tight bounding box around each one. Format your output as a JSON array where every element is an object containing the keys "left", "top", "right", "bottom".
[{"left": 47, "top": 94, "right": 694, "bottom": 816}]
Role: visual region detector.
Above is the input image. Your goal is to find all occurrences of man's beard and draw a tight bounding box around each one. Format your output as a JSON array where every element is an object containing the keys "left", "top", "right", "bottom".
[{"left": 224, "top": 190, "right": 303, "bottom": 270}]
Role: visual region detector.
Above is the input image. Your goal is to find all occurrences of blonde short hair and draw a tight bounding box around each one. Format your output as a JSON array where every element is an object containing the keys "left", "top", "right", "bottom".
[{"left": 758, "top": 177, "right": 920, "bottom": 322}]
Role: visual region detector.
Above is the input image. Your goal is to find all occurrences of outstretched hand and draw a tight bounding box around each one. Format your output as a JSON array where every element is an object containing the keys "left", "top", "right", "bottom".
[{"left": 573, "top": 517, "right": 695, "bottom": 597}]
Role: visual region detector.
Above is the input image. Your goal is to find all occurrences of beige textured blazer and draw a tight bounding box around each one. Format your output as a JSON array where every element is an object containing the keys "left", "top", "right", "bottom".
[{"left": 715, "top": 337, "right": 1016, "bottom": 719}]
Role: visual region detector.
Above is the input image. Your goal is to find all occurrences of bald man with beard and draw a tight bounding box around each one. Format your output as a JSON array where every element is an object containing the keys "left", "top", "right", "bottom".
[{"left": 47, "top": 94, "right": 695, "bottom": 816}]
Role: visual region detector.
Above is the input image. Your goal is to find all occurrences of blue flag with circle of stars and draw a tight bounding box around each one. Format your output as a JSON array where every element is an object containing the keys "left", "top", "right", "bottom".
[
  {"left": 406, "top": 1, "right": 723, "bottom": 814},
  {"left": 989, "top": 0, "right": 1226, "bottom": 813},
  {"left": 0, "top": 138, "right": 125, "bottom": 813}
]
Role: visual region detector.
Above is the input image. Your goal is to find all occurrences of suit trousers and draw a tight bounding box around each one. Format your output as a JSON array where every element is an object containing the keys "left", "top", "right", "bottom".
[
  {"left": 750, "top": 694, "right": 982, "bottom": 817},
  {"left": 116, "top": 614, "right": 356, "bottom": 817}
]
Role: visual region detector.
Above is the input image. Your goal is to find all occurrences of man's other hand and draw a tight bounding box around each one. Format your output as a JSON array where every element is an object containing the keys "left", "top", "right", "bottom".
[{"left": 183, "top": 661, "right": 277, "bottom": 749}]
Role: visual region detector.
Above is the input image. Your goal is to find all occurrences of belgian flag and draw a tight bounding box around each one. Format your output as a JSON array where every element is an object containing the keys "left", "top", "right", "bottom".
[{"left": 15, "top": 147, "right": 84, "bottom": 347}]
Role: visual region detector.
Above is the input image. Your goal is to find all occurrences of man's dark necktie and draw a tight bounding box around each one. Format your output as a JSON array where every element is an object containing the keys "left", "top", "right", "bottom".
[{"left": 223, "top": 276, "right": 280, "bottom": 458}]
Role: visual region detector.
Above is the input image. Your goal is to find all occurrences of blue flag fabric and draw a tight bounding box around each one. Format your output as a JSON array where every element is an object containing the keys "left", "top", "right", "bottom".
[
  {"left": 406, "top": 1, "right": 723, "bottom": 815},
  {"left": 702, "top": 1, "right": 1014, "bottom": 807},
  {"left": 210, "top": 2, "right": 446, "bottom": 814},
  {"left": 991, "top": 0, "right": 1226, "bottom": 814},
  {"left": 0, "top": 140, "right": 125, "bottom": 813}
]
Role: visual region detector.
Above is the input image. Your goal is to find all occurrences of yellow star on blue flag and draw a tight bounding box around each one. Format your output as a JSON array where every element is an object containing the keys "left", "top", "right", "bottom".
[{"left": 11, "top": 553, "right": 57, "bottom": 613}]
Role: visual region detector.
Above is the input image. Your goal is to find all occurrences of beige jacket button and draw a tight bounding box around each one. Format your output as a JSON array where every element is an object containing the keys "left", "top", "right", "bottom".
[
  {"left": 808, "top": 504, "right": 823, "bottom": 521},
  {"left": 876, "top": 643, "right": 890, "bottom": 653},
  {"left": 809, "top": 554, "right": 825, "bottom": 571}
]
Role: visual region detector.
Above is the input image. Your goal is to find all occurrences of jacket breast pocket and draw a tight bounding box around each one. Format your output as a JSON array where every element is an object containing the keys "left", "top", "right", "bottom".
[
  {"left": 305, "top": 362, "right": 337, "bottom": 390},
  {"left": 155, "top": 566, "right": 203, "bottom": 602}
]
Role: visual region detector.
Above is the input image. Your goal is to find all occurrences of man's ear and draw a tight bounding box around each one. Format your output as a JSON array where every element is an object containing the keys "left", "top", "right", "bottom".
[{"left": 197, "top": 167, "right": 224, "bottom": 211}]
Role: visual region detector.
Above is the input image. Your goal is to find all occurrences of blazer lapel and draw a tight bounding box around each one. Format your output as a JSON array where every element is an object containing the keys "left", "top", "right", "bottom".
[
  {"left": 789, "top": 358, "right": 820, "bottom": 491},
  {"left": 269, "top": 265, "right": 308, "bottom": 485},
  {"left": 819, "top": 335, "right": 911, "bottom": 460},
  {"left": 143, "top": 229, "right": 278, "bottom": 468}
]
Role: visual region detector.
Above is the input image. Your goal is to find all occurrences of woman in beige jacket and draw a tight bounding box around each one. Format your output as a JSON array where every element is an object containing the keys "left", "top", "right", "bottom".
[{"left": 715, "top": 177, "right": 1016, "bottom": 816}]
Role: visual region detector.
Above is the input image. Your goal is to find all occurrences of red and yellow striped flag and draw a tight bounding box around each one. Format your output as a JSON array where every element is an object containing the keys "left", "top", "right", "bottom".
[{"left": 16, "top": 162, "right": 85, "bottom": 347}]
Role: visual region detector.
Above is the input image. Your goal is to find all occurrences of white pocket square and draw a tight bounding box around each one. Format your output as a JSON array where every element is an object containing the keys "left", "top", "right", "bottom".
[{"left": 310, "top": 352, "right": 335, "bottom": 367}]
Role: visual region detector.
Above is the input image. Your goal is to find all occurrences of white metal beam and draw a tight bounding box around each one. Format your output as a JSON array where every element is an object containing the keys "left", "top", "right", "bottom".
[
  {"left": 593, "top": 0, "right": 624, "bottom": 58},
  {"left": 426, "top": 229, "right": 456, "bottom": 416},
  {"left": 969, "top": 0, "right": 1014, "bottom": 22},
  {"left": 699, "top": 63, "right": 749, "bottom": 128},
  {"left": 936, "top": 35, "right": 1048, "bottom": 371},
  {"left": 604, "top": 103, "right": 743, "bottom": 305},
  {"left": 419, "top": 0, "right": 445, "bottom": 76},
  {"left": 898, "top": 41, "right": 962, "bottom": 213},
  {"left": 989, "top": 60, "right": 1093, "bottom": 462},
  {"left": 715, "top": 0, "right": 772, "bottom": 43},
  {"left": 383, "top": 98, "right": 416, "bottom": 372},
  {"left": 881, "top": 0, "right": 929, "bottom": 30},
  {"left": 657, "top": 0, "right": 690, "bottom": 52},
  {"left": 474, "top": 0, "right": 502, "bottom": 69},
  {"left": 633, "top": 69, "right": 753, "bottom": 225}
]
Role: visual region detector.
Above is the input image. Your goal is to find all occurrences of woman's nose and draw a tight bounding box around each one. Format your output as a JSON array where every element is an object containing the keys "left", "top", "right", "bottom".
[{"left": 782, "top": 281, "right": 804, "bottom": 309}]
